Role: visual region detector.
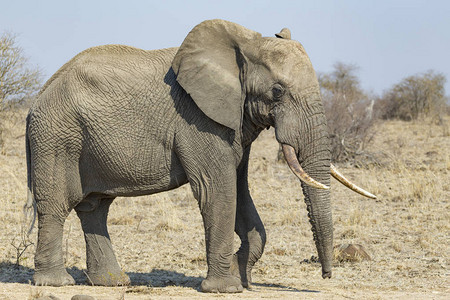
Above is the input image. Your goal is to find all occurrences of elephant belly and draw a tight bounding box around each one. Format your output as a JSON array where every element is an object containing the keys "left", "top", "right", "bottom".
[{"left": 79, "top": 136, "right": 188, "bottom": 197}]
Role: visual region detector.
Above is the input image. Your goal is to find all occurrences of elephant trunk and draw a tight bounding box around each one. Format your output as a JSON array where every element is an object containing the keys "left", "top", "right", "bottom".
[
  {"left": 301, "top": 171, "right": 333, "bottom": 278},
  {"left": 296, "top": 112, "right": 333, "bottom": 279},
  {"left": 277, "top": 96, "right": 333, "bottom": 278}
]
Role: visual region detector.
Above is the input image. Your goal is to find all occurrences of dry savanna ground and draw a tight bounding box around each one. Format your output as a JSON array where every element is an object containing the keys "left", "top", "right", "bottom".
[{"left": 0, "top": 108, "right": 448, "bottom": 299}]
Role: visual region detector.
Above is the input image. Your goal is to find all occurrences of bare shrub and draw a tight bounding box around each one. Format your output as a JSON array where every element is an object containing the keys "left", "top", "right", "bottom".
[
  {"left": 319, "top": 62, "right": 376, "bottom": 164},
  {"left": 11, "top": 225, "right": 34, "bottom": 267},
  {"left": 377, "top": 70, "right": 447, "bottom": 121},
  {"left": 0, "top": 32, "right": 41, "bottom": 110},
  {"left": 0, "top": 32, "right": 41, "bottom": 153}
]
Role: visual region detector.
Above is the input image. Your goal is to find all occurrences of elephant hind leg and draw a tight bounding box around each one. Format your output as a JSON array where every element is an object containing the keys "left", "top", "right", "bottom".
[
  {"left": 75, "top": 196, "right": 130, "bottom": 286},
  {"left": 33, "top": 213, "right": 76, "bottom": 286}
]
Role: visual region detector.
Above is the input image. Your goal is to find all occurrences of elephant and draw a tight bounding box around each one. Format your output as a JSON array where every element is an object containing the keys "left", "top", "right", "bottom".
[{"left": 24, "top": 19, "right": 376, "bottom": 293}]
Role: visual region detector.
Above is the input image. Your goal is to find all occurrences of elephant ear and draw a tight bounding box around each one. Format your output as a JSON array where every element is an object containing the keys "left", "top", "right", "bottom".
[
  {"left": 172, "top": 19, "right": 261, "bottom": 131},
  {"left": 275, "top": 27, "right": 291, "bottom": 39}
]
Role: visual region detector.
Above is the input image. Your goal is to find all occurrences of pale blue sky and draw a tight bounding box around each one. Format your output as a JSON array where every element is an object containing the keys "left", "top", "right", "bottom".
[{"left": 1, "top": 0, "right": 449, "bottom": 95}]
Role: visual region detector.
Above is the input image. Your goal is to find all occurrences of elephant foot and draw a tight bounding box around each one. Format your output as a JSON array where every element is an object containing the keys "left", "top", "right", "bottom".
[
  {"left": 85, "top": 270, "right": 130, "bottom": 286},
  {"left": 231, "top": 253, "right": 252, "bottom": 288},
  {"left": 34, "top": 268, "right": 75, "bottom": 286},
  {"left": 201, "top": 275, "right": 243, "bottom": 293}
]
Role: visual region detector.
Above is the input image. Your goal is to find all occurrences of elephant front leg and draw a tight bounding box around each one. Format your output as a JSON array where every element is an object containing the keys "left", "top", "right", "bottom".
[
  {"left": 198, "top": 184, "right": 243, "bottom": 293},
  {"left": 186, "top": 166, "right": 241, "bottom": 293},
  {"left": 231, "top": 147, "right": 266, "bottom": 288},
  {"left": 34, "top": 214, "right": 75, "bottom": 286},
  {"left": 176, "top": 134, "right": 242, "bottom": 293},
  {"left": 232, "top": 200, "right": 266, "bottom": 288},
  {"left": 75, "top": 197, "right": 130, "bottom": 286}
]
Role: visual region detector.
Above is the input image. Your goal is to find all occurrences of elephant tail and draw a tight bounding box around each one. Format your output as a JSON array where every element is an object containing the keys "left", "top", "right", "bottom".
[{"left": 23, "top": 113, "right": 36, "bottom": 235}]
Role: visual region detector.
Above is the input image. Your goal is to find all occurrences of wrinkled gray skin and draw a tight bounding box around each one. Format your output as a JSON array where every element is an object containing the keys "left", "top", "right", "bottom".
[{"left": 26, "top": 20, "right": 332, "bottom": 293}]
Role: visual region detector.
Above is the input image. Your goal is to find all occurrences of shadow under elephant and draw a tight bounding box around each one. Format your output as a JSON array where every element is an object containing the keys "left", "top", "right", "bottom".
[{"left": 0, "top": 261, "right": 320, "bottom": 294}]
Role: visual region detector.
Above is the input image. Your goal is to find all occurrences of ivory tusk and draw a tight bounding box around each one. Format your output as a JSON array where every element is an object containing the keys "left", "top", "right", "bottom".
[
  {"left": 330, "top": 164, "right": 377, "bottom": 199},
  {"left": 281, "top": 144, "right": 330, "bottom": 190}
]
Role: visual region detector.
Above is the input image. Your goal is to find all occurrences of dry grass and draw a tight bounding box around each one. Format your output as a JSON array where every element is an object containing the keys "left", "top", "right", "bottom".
[{"left": 0, "top": 108, "right": 448, "bottom": 299}]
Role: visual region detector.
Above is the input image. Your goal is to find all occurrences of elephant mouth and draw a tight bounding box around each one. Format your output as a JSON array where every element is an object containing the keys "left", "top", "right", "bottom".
[{"left": 280, "top": 143, "right": 377, "bottom": 199}]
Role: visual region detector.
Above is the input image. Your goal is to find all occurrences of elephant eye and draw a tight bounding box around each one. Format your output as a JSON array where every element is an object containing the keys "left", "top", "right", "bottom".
[{"left": 272, "top": 84, "right": 284, "bottom": 99}]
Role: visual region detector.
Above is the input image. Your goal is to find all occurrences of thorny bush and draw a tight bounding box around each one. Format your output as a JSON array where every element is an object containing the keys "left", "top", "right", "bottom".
[{"left": 319, "top": 62, "right": 376, "bottom": 165}]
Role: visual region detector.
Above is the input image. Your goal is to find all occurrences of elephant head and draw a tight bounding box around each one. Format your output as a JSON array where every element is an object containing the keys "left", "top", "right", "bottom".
[{"left": 173, "top": 19, "right": 375, "bottom": 279}]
